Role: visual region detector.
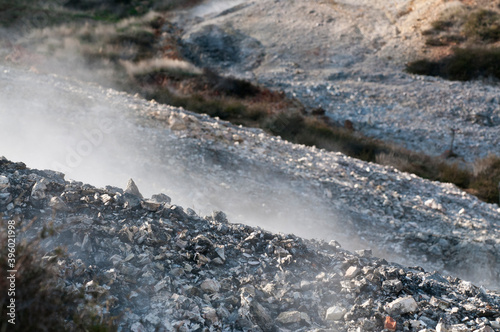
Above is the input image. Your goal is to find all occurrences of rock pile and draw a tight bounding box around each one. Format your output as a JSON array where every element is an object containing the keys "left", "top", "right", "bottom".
[{"left": 1, "top": 158, "right": 499, "bottom": 331}]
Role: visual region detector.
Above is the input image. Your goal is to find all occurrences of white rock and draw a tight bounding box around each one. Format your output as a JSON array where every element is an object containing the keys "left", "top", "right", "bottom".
[
  {"left": 325, "top": 306, "right": 346, "bottom": 321},
  {"left": 0, "top": 175, "right": 9, "bottom": 190},
  {"left": 384, "top": 296, "right": 418, "bottom": 315},
  {"left": 424, "top": 198, "right": 445, "bottom": 212},
  {"left": 345, "top": 266, "right": 360, "bottom": 279},
  {"left": 31, "top": 178, "right": 47, "bottom": 199},
  {"left": 436, "top": 320, "right": 448, "bottom": 332},
  {"left": 49, "top": 196, "right": 67, "bottom": 211}
]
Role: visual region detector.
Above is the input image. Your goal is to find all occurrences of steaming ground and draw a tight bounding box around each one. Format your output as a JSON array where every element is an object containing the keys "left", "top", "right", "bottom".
[
  {"left": 0, "top": 64, "right": 345, "bottom": 242},
  {"left": 1, "top": 64, "right": 499, "bottom": 291},
  {"left": 3, "top": 157, "right": 499, "bottom": 331}
]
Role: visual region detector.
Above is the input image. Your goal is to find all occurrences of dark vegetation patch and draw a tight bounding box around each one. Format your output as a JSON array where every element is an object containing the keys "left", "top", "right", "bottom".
[
  {"left": 464, "top": 9, "right": 500, "bottom": 42},
  {"left": 407, "top": 6, "right": 500, "bottom": 82},
  {"left": 0, "top": 0, "right": 203, "bottom": 29},
  {"left": 0, "top": 218, "right": 116, "bottom": 331},
  {"left": 406, "top": 47, "right": 500, "bottom": 81}
]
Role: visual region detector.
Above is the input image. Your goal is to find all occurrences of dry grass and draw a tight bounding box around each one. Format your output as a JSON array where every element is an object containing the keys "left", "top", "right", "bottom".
[
  {"left": 408, "top": 4, "right": 500, "bottom": 81},
  {"left": 0, "top": 217, "right": 116, "bottom": 331},
  {"left": 120, "top": 58, "right": 202, "bottom": 78}
]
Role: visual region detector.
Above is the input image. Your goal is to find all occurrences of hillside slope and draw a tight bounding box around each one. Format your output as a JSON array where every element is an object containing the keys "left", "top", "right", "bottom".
[
  {"left": 1, "top": 157, "right": 500, "bottom": 331},
  {"left": 174, "top": 0, "right": 500, "bottom": 161},
  {"left": 1, "top": 65, "right": 499, "bottom": 290}
]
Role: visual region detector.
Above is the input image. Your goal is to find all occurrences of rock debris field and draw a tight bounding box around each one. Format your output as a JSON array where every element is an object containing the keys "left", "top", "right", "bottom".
[
  {"left": 1, "top": 0, "right": 500, "bottom": 330},
  {"left": 1, "top": 158, "right": 500, "bottom": 332}
]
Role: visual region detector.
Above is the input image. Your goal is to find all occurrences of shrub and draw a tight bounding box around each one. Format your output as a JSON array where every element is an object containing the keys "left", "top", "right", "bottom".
[
  {"left": 432, "top": 19, "right": 455, "bottom": 32},
  {"left": 438, "top": 162, "right": 471, "bottom": 188},
  {"left": 470, "top": 154, "right": 500, "bottom": 203},
  {"left": 202, "top": 69, "right": 260, "bottom": 98},
  {"left": 405, "top": 59, "right": 442, "bottom": 77},
  {"left": 406, "top": 47, "right": 500, "bottom": 81},
  {"left": 464, "top": 9, "right": 500, "bottom": 42},
  {"left": 0, "top": 218, "right": 115, "bottom": 331}
]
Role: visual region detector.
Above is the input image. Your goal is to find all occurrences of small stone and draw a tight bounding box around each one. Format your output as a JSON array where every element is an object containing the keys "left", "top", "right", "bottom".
[
  {"left": 212, "top": 257, "right": 224, "bottom": 265},
  {"left": 345, "top": 266, "right": 360, "bottom": 279},
  {"left": 215, "top": 246, "right": 225, "bottom": 260},
  {"left": 436, "top": 320, "right": 448, "bottom": 332},
  {"left": 424, "top": 198, "right": 444, "bottom": 212},
  {"left": 81, "top": 234, "right": 92, "bottom": 252},
  {"left": 49, "top": 196, "right": 67, "bottom": 211},
  {"left": 151, "top": 193, "right": 171, "bottom": 204},
  {"left": 0, "top": 175, "right": 9, "bottom": 190},
  {"left": 276, "top": 311, "right": 307, "bottom": 324},
  {"left": 31, "top": 178, "right": 47, "bottom": 199},
  {"left": 0, "top": 192, "right": 11, "bottom": 204},
  {"left": 385, "top": 316, "right": 397, "bottom": 331},
  {"left": 382, "top": 279, "right": 403, "bottom": 293},
  {"left": 130, "top": 322, "right": 145, "bottom": 332},
  {"left": 100, "top": 194, "right": 113, "bottom": 205},
  {"left": 123, "top": 193, "right": 142, "bottom": 209},
  {"left": 202, "top": 306, "right": 218, "bottom": 324},
  {"left": 325, "top": 306, "right": 346, "bottom": 321},
  {"left": 329, "top": 240, "right": 341, "bottom": 248},
  {"left": 300, "top": 280, "right": 313, "bottom": 290},
  {"left": 154, "top": 280, "right": 167, "bottom": 292},
  {"left": 212, "top": 210, "right": 228, "bottom": 223},
  {"left": 141, "top": 200, "right": 162, "bottom": 212},
  {"left": 169, "top": 115, "right": 187, "bottom": 131},
  {"left": 385, "top": 296, "right": 418, "bottom": 315},
  {"left": 250, "top": 301, "right": 273, "bottom": 330},
  {"left": 355, "top": 249, "right": 372, "bottom": 257},
  {"left": 201, "top": 279, "right": 220, "bottom": 293},
  {"left": 145, "top": 313, "right": 160, "bottom": 325},
  {"left": 232, "top": 134, "right": 243, "bottom": 142}
]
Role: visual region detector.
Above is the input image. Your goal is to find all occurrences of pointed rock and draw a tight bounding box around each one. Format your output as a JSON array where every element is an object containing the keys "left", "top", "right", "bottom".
[{"left": 125, "top": 178, "right": 143, "bottom": 199}]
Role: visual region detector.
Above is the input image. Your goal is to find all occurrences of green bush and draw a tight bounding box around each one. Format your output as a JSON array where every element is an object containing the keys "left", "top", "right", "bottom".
[
  {"left": 464, "top": 9, "right": 500, "bottom": 42},
  {"left": 470, "top": 155, "right": 500, "bottom": 203},
  {"left": 406, "top": 47, "right": 500, "bottom": 81}
]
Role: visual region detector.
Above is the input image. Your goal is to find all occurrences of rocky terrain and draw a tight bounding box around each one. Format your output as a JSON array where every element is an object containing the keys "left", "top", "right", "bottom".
[
  {"left": 2, "top": 61, "right": 500, "bottom": 289},
  {"left": 1, "top": 0, "right": 500, "bottom": 330},
  {"left": 174, "top": 0, "right": 500, "bottom": 161},
  {"left": 1, "top": 158, "right": 500, "bottom": 331}
]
